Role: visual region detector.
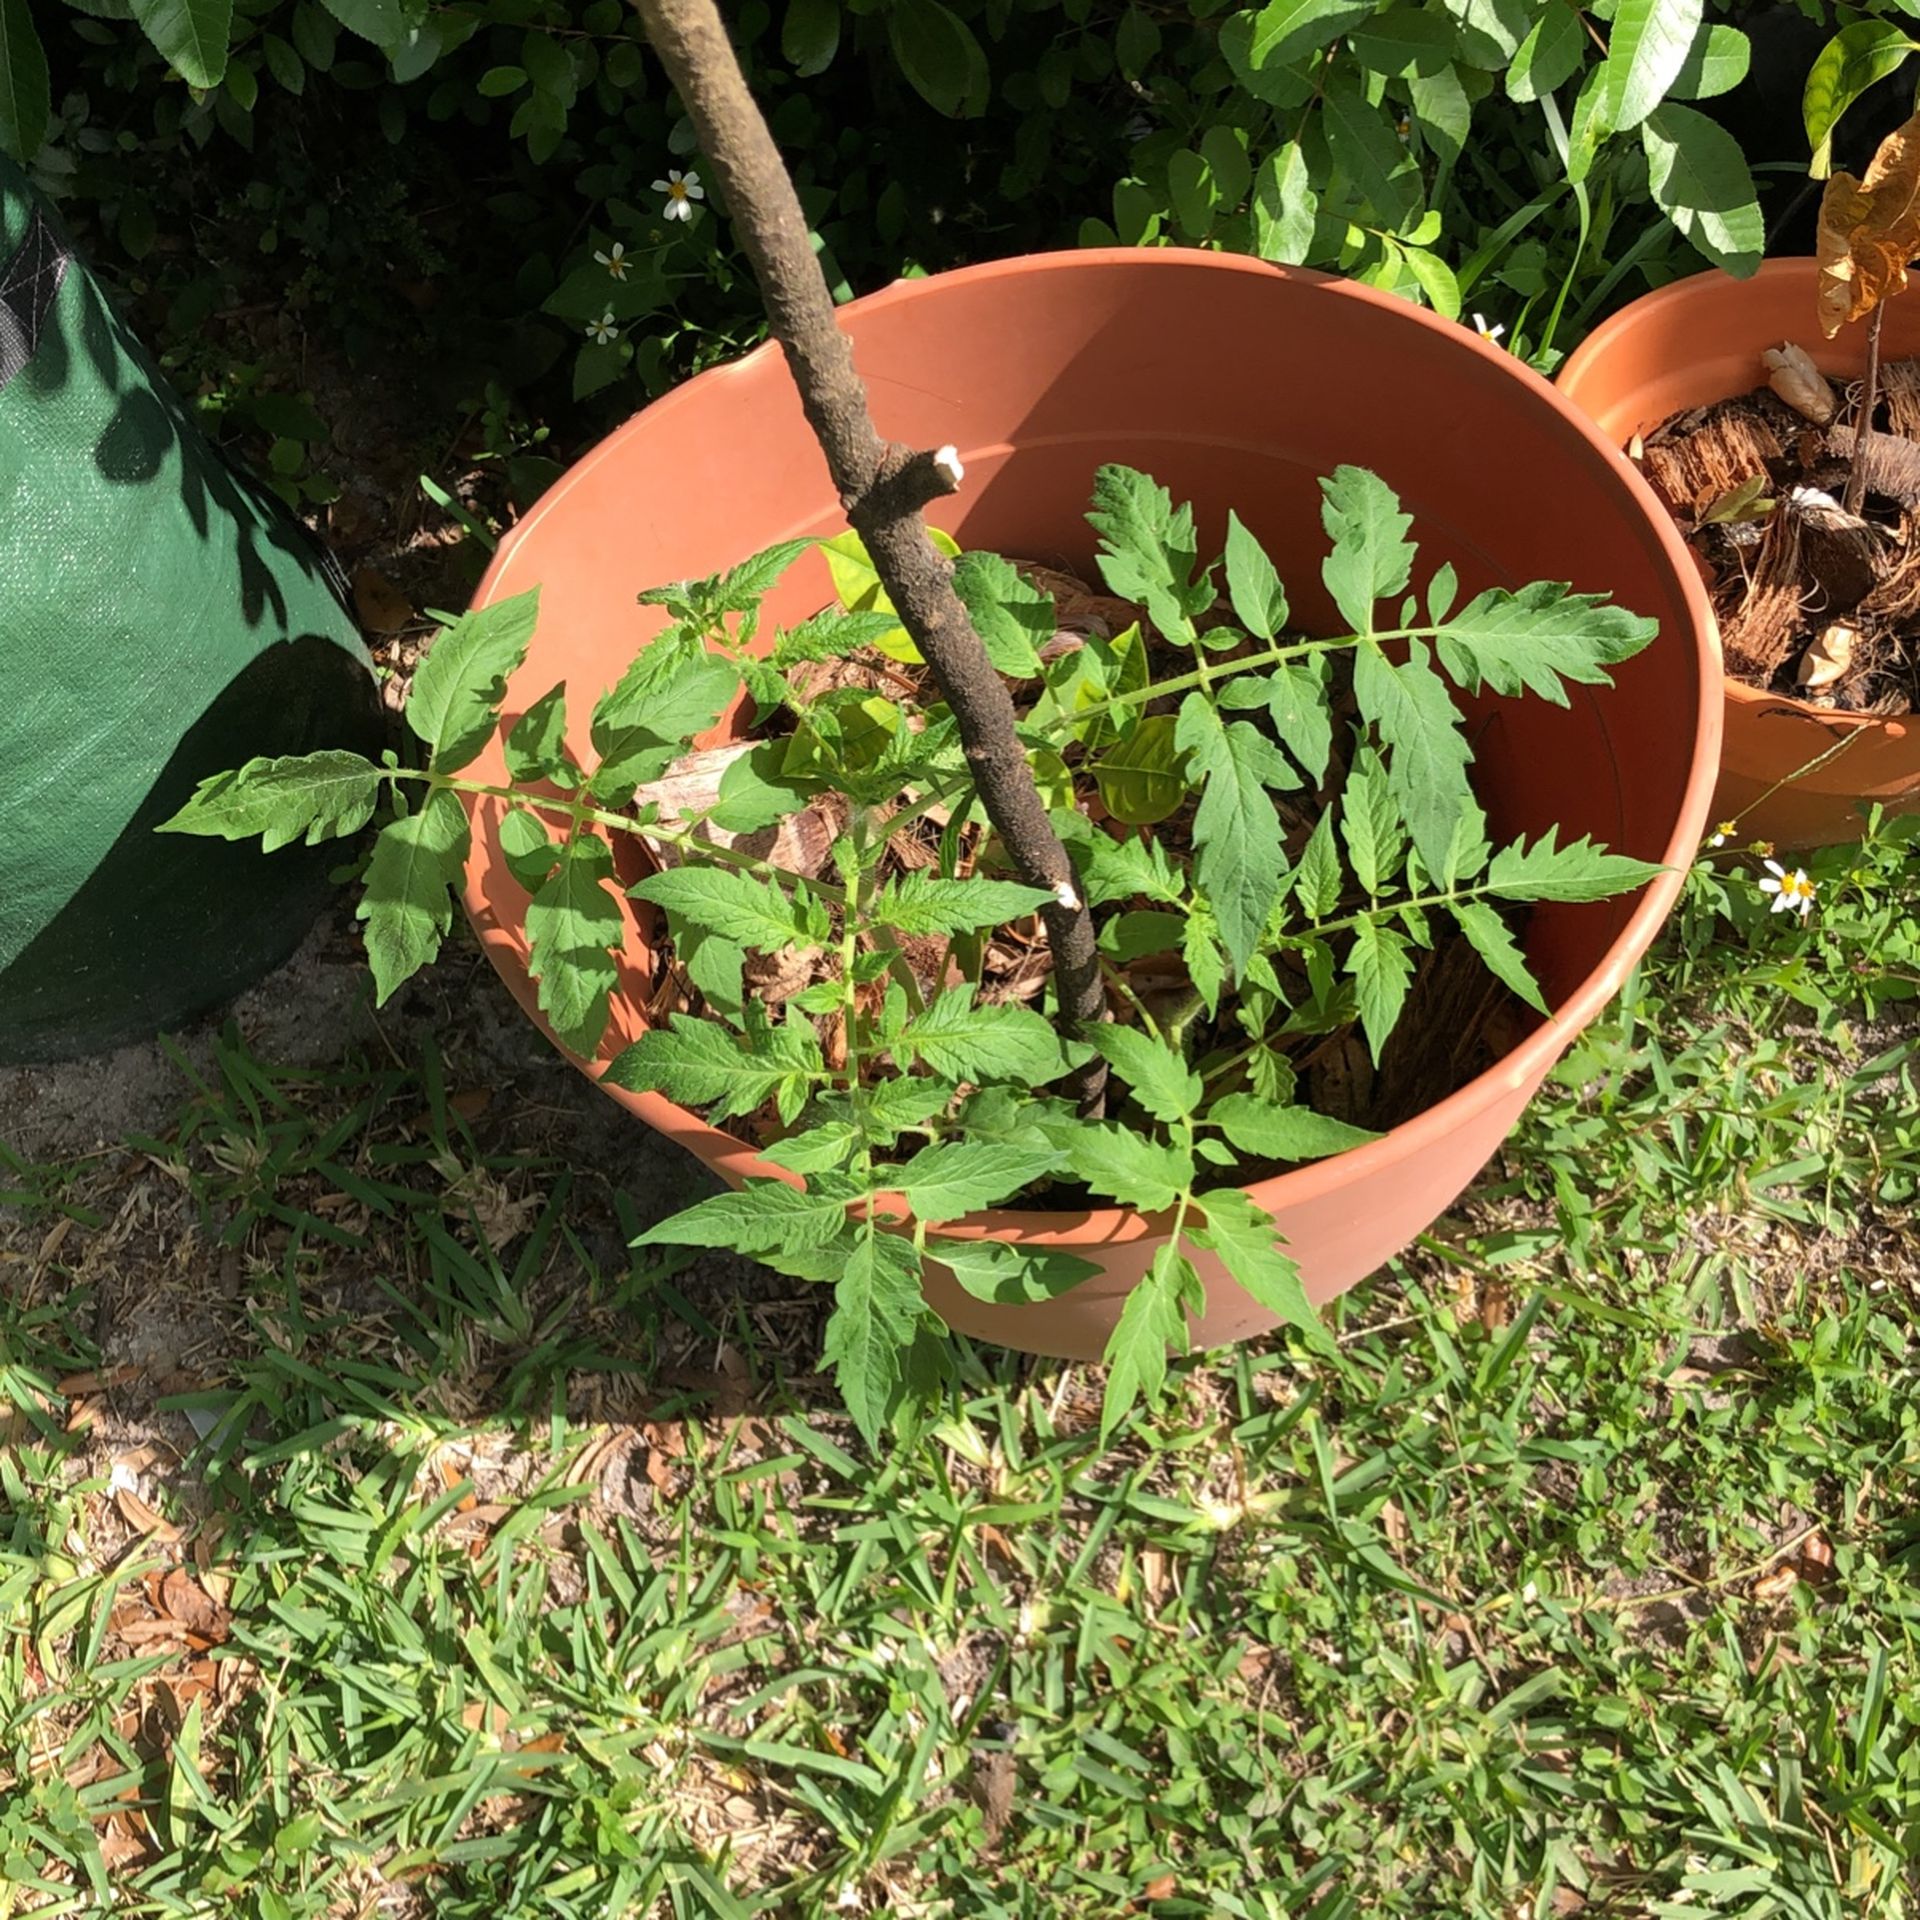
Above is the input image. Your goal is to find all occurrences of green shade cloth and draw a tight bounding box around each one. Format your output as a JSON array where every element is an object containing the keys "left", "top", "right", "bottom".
[{"left": 0, "top": 157, "right": 382, "bottom": 1063}]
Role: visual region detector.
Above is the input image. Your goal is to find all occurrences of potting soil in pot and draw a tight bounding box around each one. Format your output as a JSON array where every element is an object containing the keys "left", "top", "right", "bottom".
[{"left": 1635, "top": 354, "right": 1920, "bottom": 717}]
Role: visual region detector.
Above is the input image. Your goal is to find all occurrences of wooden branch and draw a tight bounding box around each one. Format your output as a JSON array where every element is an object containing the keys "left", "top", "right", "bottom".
[
  {"left": 631, "top": 0, "right": 1109, "bottom": 1107},
  {"left": 1845, "top": 304, "right": 1886, "bottom": 517}
]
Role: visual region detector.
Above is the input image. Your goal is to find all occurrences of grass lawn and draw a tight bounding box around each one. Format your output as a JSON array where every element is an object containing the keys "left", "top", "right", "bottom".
[{"left": 3, "top": 816, "right": 1918, "bottom": 1918}]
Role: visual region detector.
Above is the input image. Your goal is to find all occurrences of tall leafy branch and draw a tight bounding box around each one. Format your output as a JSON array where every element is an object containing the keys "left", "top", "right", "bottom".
[{"left": 629, "top": 0, "right": 1108, "bottom": 1107}]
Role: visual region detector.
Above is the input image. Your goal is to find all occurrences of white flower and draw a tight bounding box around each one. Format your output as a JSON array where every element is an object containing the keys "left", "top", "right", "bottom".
[
  {"left": 1758, "top": 859, "right": 1816, "bottom": 918},
  {"left": 1394, "top": 113, "right": 1412, "bottom": 144},
  {"left": 594, "top": 241, "right": 629, "bottom": 281},
  {"left": 1471, "top": 312, "right": 1507, "bottom": 344},
  {"left": 585, "top": 310, "right": 619, "bottom": 346},
  {"left": 1708, "top": 820, "right": 1735, "bottom": 848},
  {"left": 653, "top": 168, "right": 704, "bottom": 222}
]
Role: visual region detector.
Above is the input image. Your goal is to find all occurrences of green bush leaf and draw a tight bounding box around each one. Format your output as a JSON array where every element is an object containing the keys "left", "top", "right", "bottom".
[
  {"left": 1244, "top": 0, "right": 1373, "bottom": 74},
  {"left": 1596, "top": 0, "right": 1701, "bottom": 134},
  {"left": 130, "top": 0, "right": 232, "bottom": 87},
  {"left": 407, "top": 590, "right": 540, "bottom": 772},
  {"left": 525, "top": 834, "right": 623, "bottom": 1055},
  {"left": 1669, "top": 22, "right": 1748, "bottom": 103},
  {"left": 158, "top": 749, "right": 380, "bottom": 851},
  {"left": 1352, "top": 639, "right": 1473, "bottom": 887},
  {"left": 1201, "top": 123, "right": 1252, "bottom": 208},
  {"left": 1168, "top": 147, "right": 1217, "bottom": 239},
  {"left": 1351, "top": 4, "right": 1454, "bottom": 78},
  {"left": 358, "top": 787, "right": 469, "bottom": 1005},
  {"left": 1176, "top": 694, "right": 1289, "bottom": 978},
  {"left": 1322, "top": 71, "right": 1422, "bottom": 228},
  {"left": 1320, "top": 467, "right": 1415, "bottom": 636},
  {"left": 1432, "top": 581, "right": 1657, "bottom": 703},
  {"left": 1211, "top": 1091, "right": 1380, "bottom": 1163},
  {"left": 1250, "top": 140, "right": 1318, "bottom": 265},
  {"left": 1347, "top": 915, "right": 1414, "bottom": 1064},
  {"left": 822, "top": 1224, "right": 925, "bottom": 1444},
  {"left": 885, "top": 0, "right": 986, "bottom": 117},
  {"left": 894, "top": 986, "right": 1081, "bottom": 1085},
  {"left": 1485, "top": 830, "right": 1664, "bottom": 903},
  {"left": 1099, "top": 1242, "right": 1199, "bottom": 1437},
  {"left": 1804, "top": 22, "right": 1916, "bottom": 177},
  {"left": 0, "top": 0, "right": 49, "bottom": 161},
  {"left": 932, "top": 1239, "right": 1100, "bottom": 1306},
  {"left": 783, "top": 0, "right": 839, "bottom": 76},
  {"left": 1641, "top": 101, "right": 1762, "bottom": 276},
  {"left": 1449, "top": 900, "right": 1548, "bottom": 1015},
  {"left": 892, "top": 1140, "right": 1052, "bottom": 1220},
  {"left": 1407, "top": 63, "right": 1472, "bottom": 164},
  {"left": 1191, "top": 1187, "right": 1334, "bottom": 1354},
  {"left": 1061, "top": 1125, "right": 1193, "bottom": 1213},
  {"left": 605, "top": 1015, "right": 821, "bottom": 1119},
  {"left": 869, "top": 874, "right": 1054, "bottom": 936},
  {"left": 1087, "top": 1025, "right": 1202, "bottom": 1125},
  {"left": 1506, "top": 0, "right": 1582, "bottom": 101},
  {"left": 318, "top": 0, "right": 408, "bottom": 50}
]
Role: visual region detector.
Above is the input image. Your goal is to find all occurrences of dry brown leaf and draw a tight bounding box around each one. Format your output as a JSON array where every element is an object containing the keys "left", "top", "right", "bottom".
[
  {"left": 37, "top": 1215, "right": 75, "bottom": 1262},
  {"left": 1140, "top": 1874, "right": 1179, "bottom": 1903},
  {"left": 352, "top": 566, "right": 413, "bottom": 634},
  {"left": 1752, "top": 1564, "right": 1800, "bottom": 1602},
  {"left": 115, "top": 1488, "right": 183, "bottom": 1546},
  {"left": 56, "top": 1364, "right": 137, "bottom": 1397},
  {"left": 1762, "top": 342, "right": 1837, "bottom": 423},
  {"left": 1802, "top": 1534, "right": 1836, "bottom": 1579},
  {"left": 1798, "top": 623, "right": 1856, "bottom": 689},
  {"left": 1816, "top": 112, "right": 1920, "bottom": 338},
  {"left": 159, "top": 1570, "right": 231, "bottom": 1643}
]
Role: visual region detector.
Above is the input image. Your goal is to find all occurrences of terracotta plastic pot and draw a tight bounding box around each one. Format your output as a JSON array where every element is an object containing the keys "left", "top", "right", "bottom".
[
  {"left": 1559, "top": 259, "right": 1920, "bottom": 850},
  {"left": 462, "top": 250, "right": 1717, "bottom": 1362}
]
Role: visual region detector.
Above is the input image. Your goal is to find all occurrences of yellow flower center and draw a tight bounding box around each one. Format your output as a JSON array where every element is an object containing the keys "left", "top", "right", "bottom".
[{"left": 668, "top": 180, "right": 689, "bottom": 200}]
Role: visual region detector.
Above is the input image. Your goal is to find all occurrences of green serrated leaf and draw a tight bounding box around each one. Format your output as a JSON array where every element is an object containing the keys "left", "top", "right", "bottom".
[
  {"left": 1450, "top": 900, "right": 1548, "bottom": 1015},
  {"left": 158, "top": 749, "right": 380, "bottom": 851},
  {"left": 1432, "top": 581, "right": 1656, "bottom": 705},
  {"left": 771, "top": 607, "right": 905, "bottom": 669},
  {"left": 1347, "top": 915, "right": 1414, "bottom": 1064},
  {"left": 1223, "top": 511, "right": 1288, "bottom": 641},
  {"left": 1264, "top": 654, "right": 1333, "bottom": 784},
  {"left": 1294, "top": 806, "right": 1344, "bottom": 920},
  {"left": 504, "top": 683, "right": 570, "bottom": 784},
  {"left": 1339, "top": 746, "right": 1406, "bottom": 897},
  {"left": 893, "top": 986, "right": 1080, "bottom": 1085},
  {"left": 358, "top": 786, "right": 469, "bottom": 1004},
  {"left": 1190, "top": 1188, "right": 1334, "bottom": 1356},
  {"left": 605, "top": 1015, "right": 820, "bottom": 1119},
  {"left": 1082, "top": 831, "right": 1186, "bottom": 908},
  {"left": 1210, "top": 1091, "right": 1379, "bottom": 1163},
  {"left": 1088, "top": 464, "right": 1210, "bottom": 644},
  {"left": 1175, "top": 693, "right": 1287, "bottom": 977},
  {"left": 525, "top": 834, "right": 622, "bottom": 1053},
  {"left": 891, "top": 1140, "right": 1051, "bottom": 1220},
  {"left": 633, "top": 1178, "right": 853, "bottom": 1254},
  {"left": 930, "top": 1238, "right": 1099, "bottom": 1306},
  {"left": 1099, "top": 1241, "right": 1198, "bottom": 1437},
  {"left": 1352, "top": 639, "right": 1473, "bottom": 885},
  {"left": 1061, "top": 1125, "right": 1192, "bottom": 1213},
  {"left": 822, "top": 1224, "right": 924, "bottom": 1444},
  {"left": 869, "top": 873, "right": 1054, "bottom": 936},
  {"left": 1641, "top": 101, "right": 1762, "bottom": 276},
  {"left": 1087, "top": 1025, "right": 1202, "bottom": 1125},
  {"left": 1320, "top": 467, "right": 1416, "bottom": 636},
  {"left": 407, "top": 590, "right": 540, "bottom": 772},
  {"left": 1484, "top": 830, "right": 1664, "bottom": 903},
  {"left": 630, "top": 866, "right": 819, "bottom": 954},
  {"left": 1184, "top": 906, "right": 1227, "bottom": 1019},
  {"left": 716, "top": 537, "right": 814, "bottom": 611},
  {"left": 952, "top": 550, "right": 1051, "bottom": 677},
  {"left": 589, "top": 637, "right": 740, "bottom": 801},
  {"left": 499, "top": 806, "right": 560, "bottom": 892}
]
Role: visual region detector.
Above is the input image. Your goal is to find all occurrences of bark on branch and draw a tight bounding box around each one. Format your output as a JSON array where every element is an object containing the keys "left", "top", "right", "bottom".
[{"left": 632, "top": 0, "right": 1108, "bottom": 1106}]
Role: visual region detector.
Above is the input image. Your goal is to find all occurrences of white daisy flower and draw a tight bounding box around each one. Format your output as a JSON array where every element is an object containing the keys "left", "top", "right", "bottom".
[
  {"left": 1471, "top": 312, "right": 1506, "bottom": 344},
  {"left": 594, "top": 241, "right": 629, "bottom": 281},
  {"left": 1708, "top": 821, "right": 1735, "bottom": 848},
  {"left": 585, "top": 310, "right": 619, "bottom": 346},
  {"left": 1395, "top": 113, "right": 1412, "bottom": 144},
  {"left": 1757, "top": 859, "right": 1816, "bottom": 917},
  {"left": 653, "top": 168, "right": 704, "bottom": 222}
]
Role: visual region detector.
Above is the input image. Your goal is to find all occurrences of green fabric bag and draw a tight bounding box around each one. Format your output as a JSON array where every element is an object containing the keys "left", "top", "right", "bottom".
[{"left": 0, "top": 159, "right": 383, "bottom": 1063}]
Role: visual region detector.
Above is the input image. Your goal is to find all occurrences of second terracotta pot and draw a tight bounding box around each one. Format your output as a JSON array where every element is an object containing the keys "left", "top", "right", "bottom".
[
  {"left": 1559, "top": 259, "right": 1920, "bottom": 850},
  {"left": 461, "top": 251, "right": 1716, "bottom": 1361}
]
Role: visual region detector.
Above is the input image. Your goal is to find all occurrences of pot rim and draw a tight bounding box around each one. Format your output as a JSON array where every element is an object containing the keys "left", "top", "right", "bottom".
[{"left": 465, "top": 247, "right": 1722, "bottom": 1244}]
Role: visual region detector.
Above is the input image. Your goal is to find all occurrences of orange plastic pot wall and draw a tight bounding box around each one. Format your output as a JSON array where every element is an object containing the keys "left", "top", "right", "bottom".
[
  {"left": 462, "top": 251, "right": 1717, "bottom": 1362},
  {"left": 1559, "top": 259, "right": 1920, "bottom": 850}
]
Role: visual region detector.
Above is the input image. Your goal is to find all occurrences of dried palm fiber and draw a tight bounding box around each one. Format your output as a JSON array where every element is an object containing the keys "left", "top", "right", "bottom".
[
  {"left": 1877, "top": 358, "right": 1920, "bottom": 437},
  {"left": 1716, "top": 504, "right": 1806, "bottom": 680},
  {"left": 1641, "top": 403, "right": 1784, "bottom": 517},
  {"left": 1855, "top": 514, "right": 1920, "bottom": 624},
  {"left": 1826, "top": 423, "right": 1920, "bottom": 508}
]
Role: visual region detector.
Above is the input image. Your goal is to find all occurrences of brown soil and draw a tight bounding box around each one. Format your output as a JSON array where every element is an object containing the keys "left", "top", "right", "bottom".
[
  {"left": 625, "top": 562, "right": 1531, "bottom": 1177},
  {"left": 1639, "top": 361, "right": 1920, "bottom": 714}
]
